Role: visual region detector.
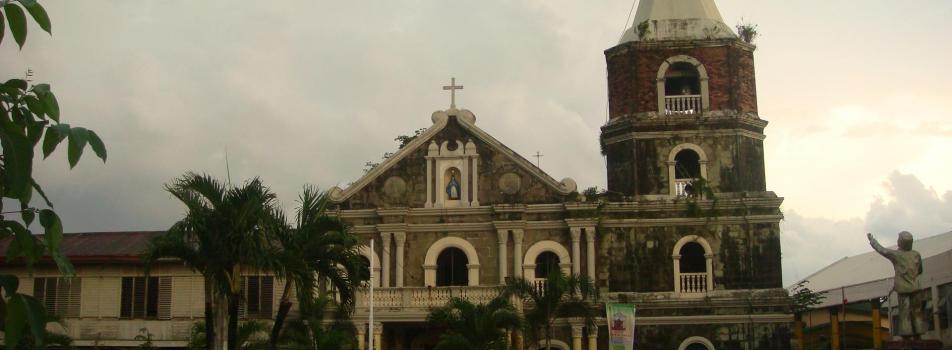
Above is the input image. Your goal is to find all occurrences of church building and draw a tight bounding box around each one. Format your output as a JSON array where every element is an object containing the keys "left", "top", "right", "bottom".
[
  {"left": 0, "top": 1, "right": 791, "bottom": 349},
  {"left": 329, "top": 1, "right": 790, "bottom": 349}
]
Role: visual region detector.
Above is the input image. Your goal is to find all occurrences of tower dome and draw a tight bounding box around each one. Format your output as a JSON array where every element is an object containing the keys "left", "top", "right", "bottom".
[{"left": 619, "top": 0, "right": 736, "bottom": 43}]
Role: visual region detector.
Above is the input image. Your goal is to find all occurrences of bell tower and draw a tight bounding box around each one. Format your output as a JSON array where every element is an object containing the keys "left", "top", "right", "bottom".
[{"left": 600, "top": 0, "right": 767, "bottom": 198}]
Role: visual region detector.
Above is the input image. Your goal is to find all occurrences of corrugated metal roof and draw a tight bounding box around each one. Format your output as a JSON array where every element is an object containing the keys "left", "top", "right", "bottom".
[
  {"left": 0, "top": 231, "right": 165, "bottom": 264},
  {"left": 794, "top": 231, "right": 952, "bottom": 308}
]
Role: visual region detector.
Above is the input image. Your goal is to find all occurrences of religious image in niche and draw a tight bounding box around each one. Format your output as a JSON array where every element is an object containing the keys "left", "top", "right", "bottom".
[{"left": 445, "top": 168, "right": 461, "bottom": 200}]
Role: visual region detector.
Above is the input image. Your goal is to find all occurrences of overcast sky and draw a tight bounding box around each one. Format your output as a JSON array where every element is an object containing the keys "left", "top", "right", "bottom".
[{"left": 2, "top": 0, "right": 950, "bottom": 286}]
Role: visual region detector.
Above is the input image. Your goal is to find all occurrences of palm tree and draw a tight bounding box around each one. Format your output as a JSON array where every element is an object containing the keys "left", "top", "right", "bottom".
[
  {"left": 268, "top": 186, "right": 368, "bottom": 349},
  {"left": 426, "top": 296, "right": 523, "bottom": 350},
  {"left": 504, "top": 271, "right": 599, "bottom": 350},
  {"left": 280, "top": 296, "right": 356, "bottom": 350},
  {"left": 144, "top": 173, "right": 283, "bottom": 350},
  {"left": 188, "top": 320, "right": 270, "bottom": 350}
]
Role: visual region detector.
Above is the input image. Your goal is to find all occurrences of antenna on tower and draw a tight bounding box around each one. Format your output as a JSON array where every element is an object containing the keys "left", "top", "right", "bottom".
[{"left": 25, "top": 68, "right": 34, "bottom": 83}]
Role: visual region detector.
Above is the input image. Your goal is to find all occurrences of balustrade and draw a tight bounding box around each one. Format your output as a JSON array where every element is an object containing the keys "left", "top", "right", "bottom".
[
  {"left": 664, "top": 95, "right": 702, "bottom": 115},
  {"left": 679, "top": 272, "right": 709, "bottom": 294}
]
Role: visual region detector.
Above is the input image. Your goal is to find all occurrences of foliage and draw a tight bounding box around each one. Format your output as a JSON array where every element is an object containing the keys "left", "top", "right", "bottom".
[
  {"left": 143, "top": 173, "right": 284, "bottom": 350},
  {"left": 7, "top": 314, "right": 73, "bottom": 350},
  {"left": 268, "top": 186, "right": 369, "bottom": 349},
  {"left": 135, "top": 328, "right": 157, "bottom": 350},
  {"left": 1, "top": 1, "right": 107, "bottom": 349},
  {"left": 736, "top": 20, "right": 759, "bottom": 44},
  {"left": 280, "top": 297, "right": 356, "bottom": 350},
  {"left": 188, "top": 320, "right": 269, "bottom": 350},
  {"left": 636, "top": 20, "right": 651, "bottom": 41},
  {"left": 504, "top": 271, "right": 598, "bottom": 349},
  {"left": 426, "top": 297, "right": 522, "bottom": 350},
  {"left": 683, "top": 177, "right": 718, "bottom": 219},
  {"left": 362, "top": 128, "right": 427, "bottom": 173},
  {"left": 788, "top": 280, "right": 824, "bottom": 315}
]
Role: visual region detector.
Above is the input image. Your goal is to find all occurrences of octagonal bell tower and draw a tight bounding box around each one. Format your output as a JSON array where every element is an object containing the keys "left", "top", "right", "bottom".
[{"left": 600, "top": 0, "right": 767, "bottom": 198}]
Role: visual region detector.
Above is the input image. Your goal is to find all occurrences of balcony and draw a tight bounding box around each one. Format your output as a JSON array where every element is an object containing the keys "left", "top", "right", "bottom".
[
  {"left": 664, "top": 95, "right": 702, "bottom": 115},
  {"left": 674, "top": 178, "right": 695, "bottom": 197},
  {"left": 678, "top": 272, "right": 709, "bottom": 296},
  {"left": 355, "top": 286, "right": 503, "bottom": 310}
]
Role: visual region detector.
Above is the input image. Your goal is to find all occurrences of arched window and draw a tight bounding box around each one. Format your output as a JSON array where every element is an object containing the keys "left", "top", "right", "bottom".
[
  {"left": 668, "top": 145, "right": 708, "bottom": 198},
  {"left": 685, "top": 344, "right": 709, "bottom": 350},
  {"left": 534, "top": 251, "right": 560, "bottom": 279},
  {"left": 665, "top": 62, "right": 700, "bottom": 97},
  {"left": 673, "top": 236, "right": 714, "bottom": 297},
  {"left": 656, "top": 55, "right": 710, "bottom": 115},
  {"left": 679, "top": 243, "right": 706, "bottom": 273},
  {"left": 436, "top": 247, "right": 469, "bottom": 286}
]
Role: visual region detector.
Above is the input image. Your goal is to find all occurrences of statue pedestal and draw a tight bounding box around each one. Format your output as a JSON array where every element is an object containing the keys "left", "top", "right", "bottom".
[{"left": 884, "top": 339, "right": 943, "bottom": 350}]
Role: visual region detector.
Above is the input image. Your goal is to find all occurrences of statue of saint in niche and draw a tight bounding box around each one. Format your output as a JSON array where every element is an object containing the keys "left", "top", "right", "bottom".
[
  {"left": 867, "top": 231, "right": 928, "bottom": 339},
  {"left": 445, "top": 169, "right": 461, "bottom": 200}
]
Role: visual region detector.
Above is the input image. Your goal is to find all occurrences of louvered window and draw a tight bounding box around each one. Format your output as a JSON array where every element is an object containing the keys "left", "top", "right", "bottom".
[
  {"left": 120, "top": 277, "right": 171, "bottom": 319},
  {"left": 239, "top": 276, "right": 273, "bottom": 319},
  {"left": 33, "top": 277, "right": 81, "bottom": 317}
]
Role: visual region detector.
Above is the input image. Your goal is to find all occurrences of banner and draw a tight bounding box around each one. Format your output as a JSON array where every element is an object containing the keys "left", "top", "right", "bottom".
[{"left": 606, "top": 303, "right": 636, "bottom": 350}]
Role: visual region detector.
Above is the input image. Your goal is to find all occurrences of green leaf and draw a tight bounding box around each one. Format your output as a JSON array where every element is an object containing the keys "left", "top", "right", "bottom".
[
  {"left": 24, "top": 94, "right": 45, "bottom": 117},
  {"left": 51, "top": 250, "right": 74, "bottom": 276},
  {"left": 0, "top": 121, "right": 35, "bottom": 198},
  {"left": 0, "top": 274, "right": 20, "bottom": 294},
  {"left": 87, "top": 129, "right": 106, "bottom": 162},
  {"left": 22, "top": 295, "right": 49, "bottom": 348},
  {"left": 32, "top": 82, "right": 50, "bottom": 94},
  {"left": 42, "top": 123, "right": 68, "bottom": 158},
  {"left": 20, "top": 197, "right": 35, "bottom": 226},
  {"left": 4, "top": 220, "right": 39, "bottom": 266},
  {"left": 42, "top": 90, "right": 59, "bottom": 121},
  {"left": 3, "top": 3, "right": 27, "bottom": 49},
  {"left": 22, "top": 1, "right": 50, "bottom": 34},
  {"left": 32, "top": 179, "right": 53, "bottom": 207},
  {"left": 5, "top": 294, "right": 28, "bottom": 349},
  {"left": 27, "top": 119, "right": 43, "bottom": 145},
  {"left": 1, "top": 11, "right": 5, "bottom": 47},
  {"left": 39, "top": 209, "right": 63, "bottom": 251},
  {"left": 5, "top": 78, "right": 28, "bottom": 91},
  {"left": 67, "top": 126, "right": 88, "bottom": 168}
]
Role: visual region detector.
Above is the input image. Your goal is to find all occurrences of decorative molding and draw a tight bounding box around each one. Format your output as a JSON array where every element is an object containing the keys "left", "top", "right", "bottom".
[
  {"left": 423, "top": 237, "right": 481, "bottom": 286},
  {"left": 677, "top": 336, "right": 715, "bottom": 350}
]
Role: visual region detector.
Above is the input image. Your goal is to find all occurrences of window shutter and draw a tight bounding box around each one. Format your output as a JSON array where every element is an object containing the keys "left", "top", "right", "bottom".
[
  {"left": 133, "top": 276, "right": 147, "bottom": 318},
  {"left": 247, "top": 276, "right": 260, "bottom": 314},
  {"left": 120, "top": 277, "right": 133, "bottom": 318},
  {"left": 33, "top": 278, "right": 46, "bottom": 301},
  {"left": 146, "top": 277, "right": 159, "bottom": 318},
  {"left": 54, "top": 278, "right": 70, "bottom": 316},
  {"left": 158, "top": 277, "right": 172, "bottom": 320},
  {"left": 238, "top": 277, "right": 247, "bottom": 319},
  {"left": 66, "top": 277, "right": 82, "bottom": 318},
  {"left": 261, "top": 277, "right": 274, "bottom": 318}
]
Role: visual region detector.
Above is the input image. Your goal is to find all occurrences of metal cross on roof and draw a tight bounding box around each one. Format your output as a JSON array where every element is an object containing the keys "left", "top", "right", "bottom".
[
  {"left": 442, "top": 77, "right": 464, "bottom": 109},
  {"left": 534, "top": 151, "right": 544, "bottom": 168}
]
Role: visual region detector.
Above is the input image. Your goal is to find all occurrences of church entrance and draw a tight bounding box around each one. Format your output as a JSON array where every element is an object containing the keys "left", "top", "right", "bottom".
[{"left": 436, "top": 247, "right": 468, "bottom": 286}]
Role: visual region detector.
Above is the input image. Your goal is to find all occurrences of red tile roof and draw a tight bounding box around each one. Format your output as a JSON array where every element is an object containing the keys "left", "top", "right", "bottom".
[{"left": 0, "top": 231, "right": 165, "bottom": 265}]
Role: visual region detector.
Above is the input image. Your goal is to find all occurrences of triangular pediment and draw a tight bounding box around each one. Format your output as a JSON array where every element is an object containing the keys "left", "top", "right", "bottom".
[{"left": 329, "top": 109, "right": 576, "bottom": 209}]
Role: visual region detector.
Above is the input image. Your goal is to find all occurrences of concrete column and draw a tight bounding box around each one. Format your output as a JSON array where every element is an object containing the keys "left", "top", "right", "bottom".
[
  {"left": 380, "top": 232, "right": 392, "bottom": 288},
  {"left": 584, "top": 227, "right": 596, "bottom": 280},
  {"left": 871, "top": 298, "right": 881, "bottom": 350},
  {"left": 425, "top": 157, "right": 432, "bottom": 207},
  {"left": 570, "top": 227, "right": 581, "bottom": 275},
  {"left": 497, "top": 230, "right": 509, "bottom": 284},
  {"left": 393, "top": 232, "right": 406, "bottom": 287},
  {"left": 357, "top": 324, "right": 366, "bottom": 350},
  {"left": 587, "top": 325, "right": 598, "bottom": 350},
  {"left": 831, "top": 309, "right": 840, "bottom": 350},
  {"left": 373, "top": 322, "right": 383, "bottom": 350},
  {"left": 570, "top": 322, "right": 584, "bottom": 350},
  {"left": 672, "top": 255, "right": 682, "bottom": 294},
  {"left": 512, "top": 230, "right": 524, "bottom": 278},
  {"left": 471, "top": 156, "right": 479, "bottom": 206}
]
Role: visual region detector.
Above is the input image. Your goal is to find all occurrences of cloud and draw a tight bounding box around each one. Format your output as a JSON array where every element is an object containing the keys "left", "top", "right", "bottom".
[
  {"left": 864, "top": 171, "right": 952, "bottom": 238},
  {"left": 782, "top": 172, "right": 952, "bottom": 286}
]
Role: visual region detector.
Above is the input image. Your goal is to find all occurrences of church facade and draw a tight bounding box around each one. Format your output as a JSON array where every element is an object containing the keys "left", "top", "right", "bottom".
[{"left": 330, "top": 1, "right": 791, "bottom": 350}]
